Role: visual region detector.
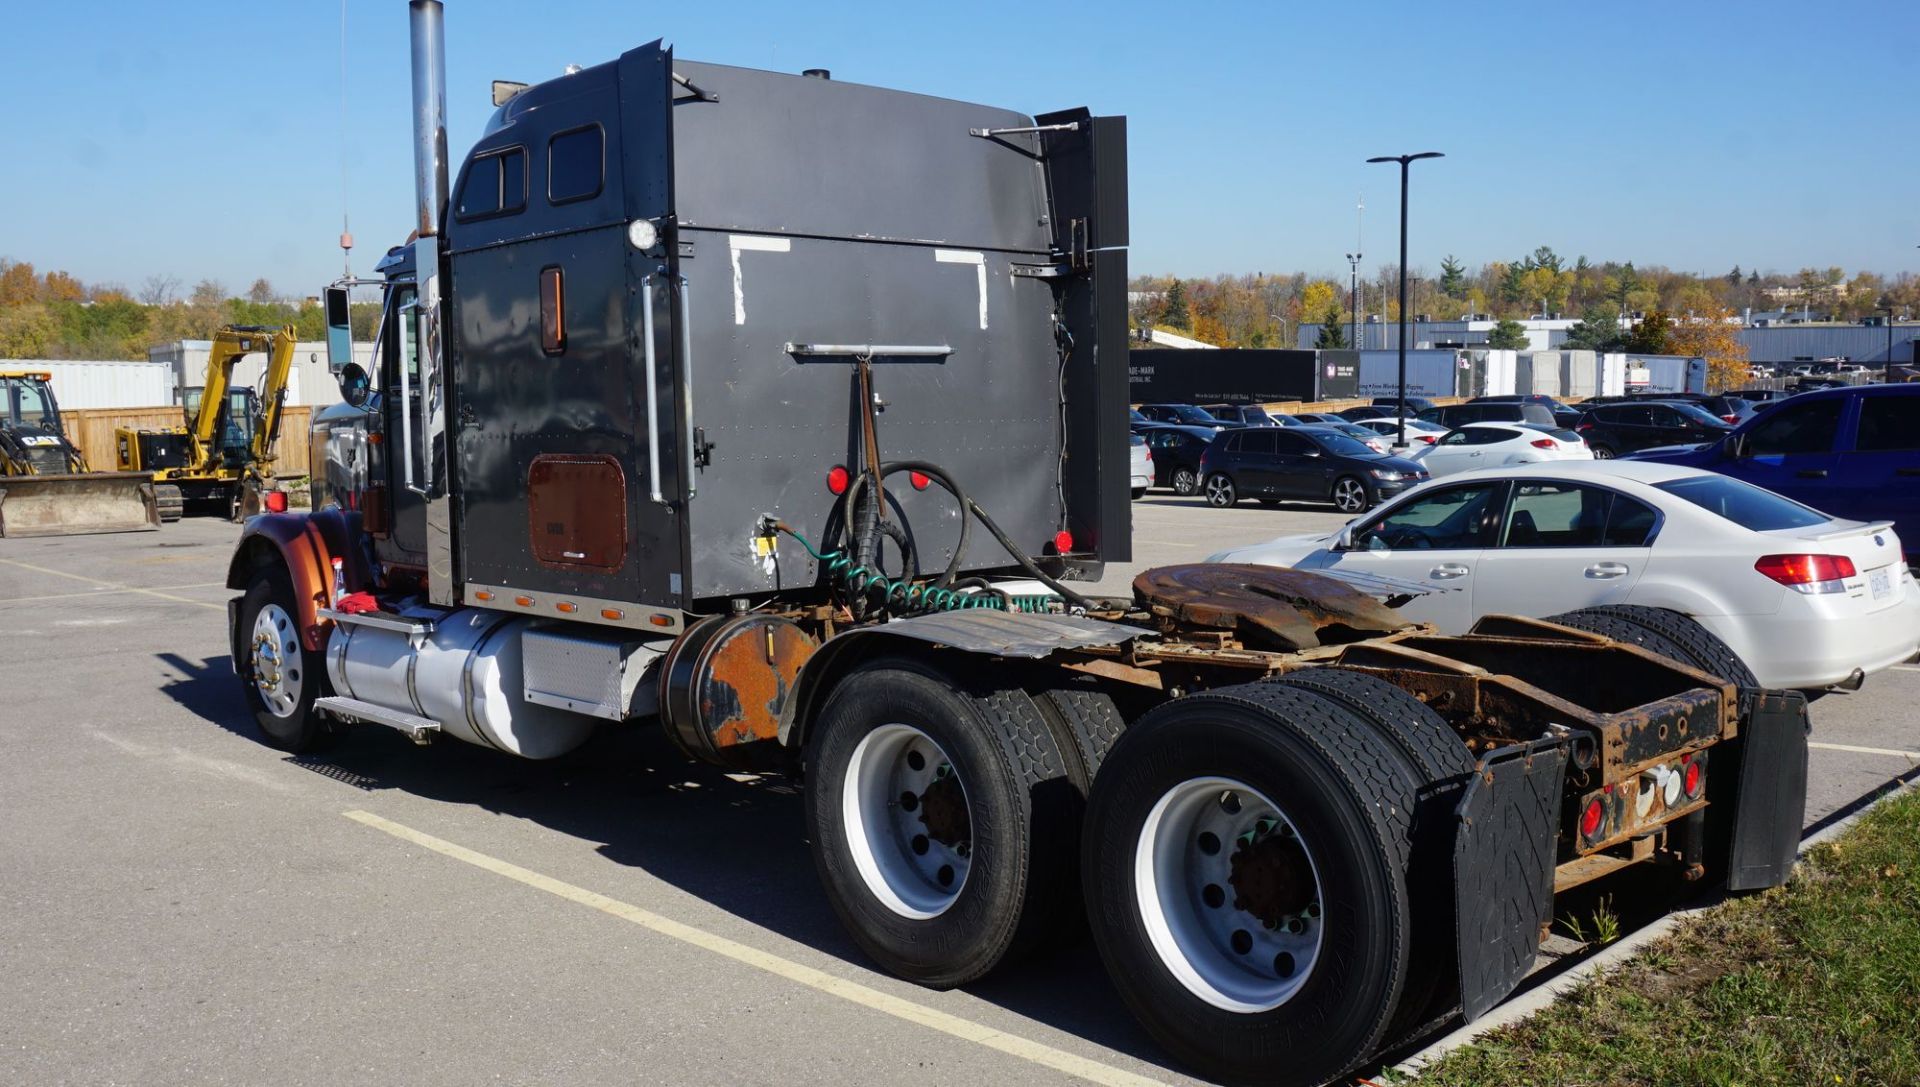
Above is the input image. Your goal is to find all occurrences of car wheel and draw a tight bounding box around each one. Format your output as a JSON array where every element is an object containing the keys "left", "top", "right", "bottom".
[
  {"left": 1172, "top": 467, "right": 1199, "bottom": 496},
  {"left": 1590, "top": 444, "right": 1616, "bottom": 459},
  {"left": 1331, "top": 476, "right": 1371, "bottom": 513},
  {"left": 1204, "top": 473, "right": 1238, "bottom": 508},
  {"left": 1131, "top": 486, "right": 1147, "bottom": 500}
]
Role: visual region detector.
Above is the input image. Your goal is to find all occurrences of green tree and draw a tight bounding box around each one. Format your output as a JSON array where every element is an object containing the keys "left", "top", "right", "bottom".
[
  {"left": 1313, "top": 302, "right": 1347, "bottom": 348},
  {"left": 1563, "top": 305, "right": 1625, "bottom": 351},
  {"left": 1726, "top": 265, "right": 1742, "bottom": 287},
  {"left": 1161, "top": 279, "right": 1189, "bottom": 329},
  {"left": 1624, "top": 310, "right": 1673, "bottom": 354},
  {"left": 1439, "top": 255, "right": 1467, "bottom": 297},
  {"left": 1487, "top": 319, "right": 1529, "bottom": 349}
]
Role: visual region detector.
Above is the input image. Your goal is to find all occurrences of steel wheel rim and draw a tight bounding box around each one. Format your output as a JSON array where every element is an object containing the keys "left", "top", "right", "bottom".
[
  {"left": 1205, "top": 475, "right": 1234, "bottom": 506},
  {"left": 842, "top": 723, "right": 972, "bottom": 919},
  {"left": 1334, "top": 479, "right": 1365, "bottom": 511},
  {"left": 1135, "top": 776, "right": 1324, "bottom": 1012},
  {"left": 250, "top": 602, "right": 303, "bottom": 718},
  {"left": 1173, "top": 469, "right": 1197, "bottom": 495}
]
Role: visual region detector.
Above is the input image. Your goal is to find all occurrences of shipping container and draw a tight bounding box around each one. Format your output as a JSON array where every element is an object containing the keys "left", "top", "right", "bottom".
[{"left": 0, "top": 359, "right": 177, "bottom": 410}]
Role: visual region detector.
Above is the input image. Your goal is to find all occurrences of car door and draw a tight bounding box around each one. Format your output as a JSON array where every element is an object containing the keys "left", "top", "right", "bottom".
[
  {"left": 1232, "top": 429, "right": 1281, "bottom": 494},
  {"left": 1472, "top": 481, "right": 1655, "bottom": 620},
  {"left": 1296, "top": 481, "right": 1507, "bottom": 630},
  {"left": 1421, "top": 428, "right": 1480, "bottom": 475},
  {"left": 1268, "top": 430, "right": 1324, "bottom": 497},
  {"left": 1721, "top": 397, "right": 1844, "bottom": 507},
  {"left": 1837, "top": 394, "right": 1920, "bottom": 552},
  {"left": 1146, "top": 429, "right": 1184, "bottom": 485}
]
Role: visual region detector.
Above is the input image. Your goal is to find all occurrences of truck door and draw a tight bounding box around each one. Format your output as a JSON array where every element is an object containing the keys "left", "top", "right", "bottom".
[{"left": 442, "top": 43, "right": 686, "bottom": 613}]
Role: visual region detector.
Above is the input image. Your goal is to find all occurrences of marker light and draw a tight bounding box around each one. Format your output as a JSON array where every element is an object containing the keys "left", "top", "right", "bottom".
[
  {"left": 827, "top": 465, "right": 850, "bottom": 496},
  {"left": 627, "top": 219, "right": 659, "bottom": 250},
  {"left": 1053, "top": 530, "right": 1074, "bottom": 553},
  {"left": 1580, "top": 797, "right": 1605, "bottom": 839},
  {"left": 909, "top": 471, "right": 931, "bottom": 491}
]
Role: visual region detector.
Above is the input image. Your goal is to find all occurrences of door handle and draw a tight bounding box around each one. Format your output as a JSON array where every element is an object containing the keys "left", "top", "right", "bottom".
[
  {"left": 1795, "top": 469, "right": 1828, "bottom": 479},
  {"left": 1586, "top": 561, "right": 1629, "bottom": 579},
  {"left": 1429, "top": 563, "right": 1469, "bottom": 580},
  {"left": 1899, "top": 467, "right": 1920, "bottom": 477}
]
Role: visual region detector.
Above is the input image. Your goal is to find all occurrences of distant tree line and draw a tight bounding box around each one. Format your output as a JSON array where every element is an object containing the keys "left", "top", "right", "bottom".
[{"left": 0, "top": 259, "right": 381, "bottom": 360}]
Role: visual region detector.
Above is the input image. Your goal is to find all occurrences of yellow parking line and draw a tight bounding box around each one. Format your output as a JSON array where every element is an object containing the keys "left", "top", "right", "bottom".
[
  {"left": 0, "top": 581, "right": 227, "bottom": 605},
  {"left": 343, "top": 809, "right": 1167, "bottom": 1087},
  {"left": 0, "top": 558, "right": 225, "bottom": 611},
  {"left": 1809, "top": 741, "right": 1920, "bottom": 760}
]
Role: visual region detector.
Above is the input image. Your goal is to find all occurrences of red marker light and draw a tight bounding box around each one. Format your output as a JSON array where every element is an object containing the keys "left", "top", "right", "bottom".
[
  {"left": 264, "top": 491, "right": 289, "bottom": 513},
  {"left": 1580, "top": 798, "right": 1605, "bottom": 839},
  {"left": 1053, "top": 530, "right": 1074, "bottom": 554},
  {"left": 909, "top": 471, "right": 931, "bottom": 491},
  {"left": 826, "top": 465, "right": 850, "bottom": 496},
  {"left": 1683, "top": 757, "right": 1703, "bottom": 798}
]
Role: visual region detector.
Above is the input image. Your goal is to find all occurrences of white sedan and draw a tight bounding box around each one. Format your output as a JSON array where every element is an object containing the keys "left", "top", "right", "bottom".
[
  {"left": 1205, "top": 460, "right": 1920, "bottom": 691},
  {"left": 1411, "top": 421, "right": 1591, "bottom": 477}
]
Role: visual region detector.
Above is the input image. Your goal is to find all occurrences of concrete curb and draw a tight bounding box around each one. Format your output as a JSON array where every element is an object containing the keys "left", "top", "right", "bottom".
[{"left": 1390, "top": 775, "right": 1920, "bottom": 1080}]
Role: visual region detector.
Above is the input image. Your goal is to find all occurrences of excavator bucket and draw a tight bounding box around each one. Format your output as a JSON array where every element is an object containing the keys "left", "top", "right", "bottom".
[{"left": 0, "top": 471, "right": 162, "bottom": 538}]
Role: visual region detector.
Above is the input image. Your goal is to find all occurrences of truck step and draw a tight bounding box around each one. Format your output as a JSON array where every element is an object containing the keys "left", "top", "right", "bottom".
[
  {"left": 318, "top": 606, "right": 437, "bottom": 646},
  {"left": 315, "top": 695, "right": 441, "bottom": 745}
]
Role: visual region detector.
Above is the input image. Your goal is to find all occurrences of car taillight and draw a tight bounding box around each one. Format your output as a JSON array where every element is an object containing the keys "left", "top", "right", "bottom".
[
  {"left": 1721, "top": 414, "right": 1738, "bottom": 424},
  {"left": 1418, "top": 435, "right": 1437, "bottom": 444},
  {"left": 1143, "top": 446, "right": 1152, "bottom": 461},
  {"left": 1577, "top": 422, "right": 1593, "bottom": 431},
  {"left": 1530, "top": 438, "right": 1556, "bottom": 449},
  {"left": 1754, "top": 553, "right": 1857, "bottom": 594}
]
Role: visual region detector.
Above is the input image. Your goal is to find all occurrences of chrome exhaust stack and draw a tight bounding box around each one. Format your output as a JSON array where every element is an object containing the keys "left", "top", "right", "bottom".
[
  {"left": 408, "top": 0, "right": 448, "bottom": 239},
  {"left": 407, "top": 0, "right": 456, "bottom": 604}
]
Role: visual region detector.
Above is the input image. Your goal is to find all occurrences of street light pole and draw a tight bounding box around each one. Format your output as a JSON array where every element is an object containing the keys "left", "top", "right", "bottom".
[
  {"left": 1345, "top": 252, "right": 1362, "bottom": 350},
  {"left": 1367, "top": 151, "right": 1444, "bottom": 450}
]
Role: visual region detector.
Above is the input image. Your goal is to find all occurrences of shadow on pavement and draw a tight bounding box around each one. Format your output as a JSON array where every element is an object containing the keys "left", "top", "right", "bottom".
[{"left": 155, "top": 649, "right": 1179, "bottom": 1074}]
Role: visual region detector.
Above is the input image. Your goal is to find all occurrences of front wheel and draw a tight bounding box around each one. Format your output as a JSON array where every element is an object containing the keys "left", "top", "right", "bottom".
[
  {"left": 237, "top": 563, "right": 333, "bottom": 752},
  {"left": 1171, "top": 467, "right": 1199, "bottom": 496},
  {"left": 1331, "top": 475, "right": 1372, "bottom": 513},
  {"left": 1590, "top": 443, "right": 1616, "bottom": 460},
  {"left": 1204, "top": 473, "right": 1238, "bottom": 508}
]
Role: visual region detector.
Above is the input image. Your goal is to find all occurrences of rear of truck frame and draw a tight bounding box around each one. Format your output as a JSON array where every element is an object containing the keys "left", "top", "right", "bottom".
[{"left": 224, "top": 6, "right": 1810, "bottom": 1084}]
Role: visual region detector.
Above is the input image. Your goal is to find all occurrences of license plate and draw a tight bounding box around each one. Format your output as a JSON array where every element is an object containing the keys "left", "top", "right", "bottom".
[{"left": 1870, "top": 566, "right": 1892, "bottom": 600}]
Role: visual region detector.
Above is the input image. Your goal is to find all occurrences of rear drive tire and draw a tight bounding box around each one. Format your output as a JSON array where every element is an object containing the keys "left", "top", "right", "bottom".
[
  {"left": 1083, "top": 682, "right": 1420, "bottom": 1087},
  {"left": 1332, "top": 475, "right": 1371, "bottom": 513},
  {"left": 237, "top": 563, "right": 334, "bottom": 752},
  {"left": 805, "top": 659, "right": 1078, "bottom": 987},
  {"left": 1545, "top": 605, "right": 1759, "bottom": 688},
  {"left": 1204, "top": 473, "right": 1239, "bottom": 508}
]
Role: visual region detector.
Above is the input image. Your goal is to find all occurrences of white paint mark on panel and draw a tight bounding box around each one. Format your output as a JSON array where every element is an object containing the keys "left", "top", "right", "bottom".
[
  {"left": 935, "top": 249, "right": 989, "bottom": 330},
  {"left": 728, "top": 234, "right": 792, "bottom": 325}
]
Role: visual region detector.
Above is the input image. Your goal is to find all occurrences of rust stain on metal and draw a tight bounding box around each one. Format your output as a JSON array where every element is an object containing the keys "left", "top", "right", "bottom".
[
  {"left": 701, "top": 619, "right": 817, "bottom": 748},
  {"left": 1133, "top": 564, "right": 1408, "bottom": 651}
]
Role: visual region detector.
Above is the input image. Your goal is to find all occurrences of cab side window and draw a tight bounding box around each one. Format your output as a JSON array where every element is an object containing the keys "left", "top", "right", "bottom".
[
  {"left": 1745, "top": 399, "right": 1842, "bottom": 456},
  {"left": 1852, "top": 397, "right": 1920, "bottom": 453},
  {"left": 548, "top": 125, "right": 604, "bottom": 204},
  {"left": 454, "top": 147, "right": 526, "bottom": 220}
]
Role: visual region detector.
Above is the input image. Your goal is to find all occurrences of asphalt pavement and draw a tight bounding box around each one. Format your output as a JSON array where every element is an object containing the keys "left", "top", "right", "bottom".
[{"left": 2, "top": 500, "right": 1915, "bottom": 1086}]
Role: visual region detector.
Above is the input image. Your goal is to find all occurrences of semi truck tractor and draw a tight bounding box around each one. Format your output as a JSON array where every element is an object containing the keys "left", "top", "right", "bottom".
[{"left": 224, "top": 5, "right": 1810, "bottom": 1083}]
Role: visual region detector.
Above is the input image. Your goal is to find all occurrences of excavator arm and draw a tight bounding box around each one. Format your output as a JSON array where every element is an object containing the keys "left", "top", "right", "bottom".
[{"left": 190, "top": 326, "right": 294, "bottom": 469}]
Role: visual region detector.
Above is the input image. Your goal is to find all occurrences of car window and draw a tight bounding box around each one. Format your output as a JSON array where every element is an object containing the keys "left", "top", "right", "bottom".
[
  {"left": 1437, "top": 430, "right": 1469, "bottom": 446},
  {"left": 1744, "top": 399, "right": 1842, "bottom": 456},
  {"left": 1609, "top": 405, "right": 1652, "bottom": 426},
  {"left": 1148, "top": 431, "right": 1180, "bottom": 450},
  {"left": 1272, "top": 431, "right": 1314, "bottom": 455},
  {"left": 1355, "top": 483, "right": 1504, "bottom": 551},
  {"left": 1308, "top": 430, "right": 1376, "bottom": 457},
  {"left": 1655, "top": 475, "right": 1830, "bottom": 530},
  {"left": 1602, "top": 492, "right": 1659, "bottom": 546},
  {"left": 1500, "top": 482, "right": 1613, "bottom": 547},
  {"left": 1853, "top": 397, "right": 1920, "bottom": 453},
  {"left": 1240, "top": 430, "right": 1279, "bottom": 455},
  {"left": 1466, "top": 427, "right": 1518, "bottom": 445},
  {"left": 1647, "top": 406, "right": 1685, "bottom": 426}
]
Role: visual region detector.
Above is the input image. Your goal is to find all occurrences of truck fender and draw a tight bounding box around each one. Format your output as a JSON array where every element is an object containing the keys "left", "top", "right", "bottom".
[
  {"left": 224, "top": 507, "right": 365, "bottom": 652},
  {"left": 777, "top": 610, "right": 1144, "bottom": 749}
]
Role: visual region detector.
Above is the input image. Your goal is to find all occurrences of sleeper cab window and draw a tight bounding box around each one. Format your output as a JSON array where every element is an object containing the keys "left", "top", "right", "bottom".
[
  {"left": 548, "top": 125, "right": 604, "bottom": 205},
  {"left": 454, "top": 146, "right": 526, "bottom": 220}
]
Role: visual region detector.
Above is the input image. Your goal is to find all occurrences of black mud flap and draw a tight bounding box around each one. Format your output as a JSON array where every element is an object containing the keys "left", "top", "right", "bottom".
[
  {"left": 227, "top": 596, "right": 243, "bottom": 676},
  {"left": 1454, "top": 737, "right": 1568, "bottom": 1022},
  {"left": 1722, "top": 689, "right": 1811, "bottom": 891}
]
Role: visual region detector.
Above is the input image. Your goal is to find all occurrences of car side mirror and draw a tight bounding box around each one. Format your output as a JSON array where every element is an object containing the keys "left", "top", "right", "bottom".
[
  {"left": 1334, "top": 525, "right": 1355, "bottom": 551},
  {"left": 338, "top": 362, "right": 373, "bottom": 409},
  {"left": 1724, "top": 433, "right": 1747, "bottom": 459},
  {"left": 323, "top": 285, "right": 353, "bottom": 373}
]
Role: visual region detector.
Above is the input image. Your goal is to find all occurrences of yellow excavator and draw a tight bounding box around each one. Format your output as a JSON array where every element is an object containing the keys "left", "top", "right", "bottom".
[
  {"left": 0, "top": 370, "right": 161, "bottom": 537},
  {"left": 115, "top": 325, "right": 295, "bottom": 521}
]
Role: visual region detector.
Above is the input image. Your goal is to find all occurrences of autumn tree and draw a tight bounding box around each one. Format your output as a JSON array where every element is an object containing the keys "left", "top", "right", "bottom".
[
  {"left": 138, "top": 274, "right": 181, "bottom": 306},
  {"left": 42, "top": 270, "right": 86, "bottom": 302},
  {"left": 1666, "top": 306, "right": 1749, "bottom": 391},
  {"left": 1487, "top": 319, "right": 1529, "bottom": 349},
  {"left": 0, "top": 260, "right": 39, "bottom": 307},
  {"left": 247, "top": 278, "right": 276, "bottom": 305}
]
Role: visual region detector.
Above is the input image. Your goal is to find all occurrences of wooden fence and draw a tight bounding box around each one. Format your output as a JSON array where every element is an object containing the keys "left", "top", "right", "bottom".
[{"left": 59, "top": 406, "right": 314, "bottom": 479}]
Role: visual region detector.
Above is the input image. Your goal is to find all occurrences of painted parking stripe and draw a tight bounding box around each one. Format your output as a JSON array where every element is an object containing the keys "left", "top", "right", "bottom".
[
  {"left": 1809, "top": 741, "right": 1920, "bottom": 760},
  {"left": 0, "top": 581, "right": 227, "bottom": 605},
  {"left": 0, "top": 558, "right": 225, "bottom": 611},
  {"left": 344, "top": 809, "right": 1168, "bottom": 1087}
]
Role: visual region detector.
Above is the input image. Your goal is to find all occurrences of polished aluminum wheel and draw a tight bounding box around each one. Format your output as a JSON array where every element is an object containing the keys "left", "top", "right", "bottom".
[{"left": 250, "top": 602, "right": 303, "bottom": 718}]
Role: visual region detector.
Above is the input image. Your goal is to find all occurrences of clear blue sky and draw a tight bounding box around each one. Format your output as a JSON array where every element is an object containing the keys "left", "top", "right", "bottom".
[{"left": 4, "top": 1, "right": 1914, "bottom": 296}]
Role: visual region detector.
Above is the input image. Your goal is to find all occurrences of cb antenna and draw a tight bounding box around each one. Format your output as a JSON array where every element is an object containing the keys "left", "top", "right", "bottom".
[{"left": 337, "top": 0, "right": 354, "bottom": 279}]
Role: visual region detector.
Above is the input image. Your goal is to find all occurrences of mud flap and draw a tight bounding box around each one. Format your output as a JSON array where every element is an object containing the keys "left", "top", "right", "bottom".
[
  {"left": 1721, "top": 689, "right": 1811, "bottom": 891},
  {"left": 1454, "top": 737, "right": 1568, "bottom": 1022}
]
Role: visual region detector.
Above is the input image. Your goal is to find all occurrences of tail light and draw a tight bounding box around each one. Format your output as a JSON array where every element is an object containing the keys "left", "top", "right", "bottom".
[
  {"left": 1721, "top": 414, "right": 1738, "bottom": 424},
  {"left": 1529, "top": 438, "right": 1556, "bottom": 450},
  {"left": 1754, "top": 553, "right": 1857, "bottom": 594},
  {"left": 1052, "top": 530, "right": 1074, "bottom": 553},
  {"left": 264, "top": 490, "right": 289, "bottom": 513},
  {"left": 826, "top": 465, "right": 850, "bottom": 496},
  {"left": 1577, "top": 421, "right": 1593, "bottom": 432},
  {"left": 1579, "top": 797, "right": 1605, "bottom": 839},
  {"left": 1682, "top": 754, "right": 1705, "bottom": 799},
  {"left": 1418, "top": 435, "right": 1437, "bottom": 444},
  {"left": 1144, "top": 446, "right": 1152, "bottom": 461}
]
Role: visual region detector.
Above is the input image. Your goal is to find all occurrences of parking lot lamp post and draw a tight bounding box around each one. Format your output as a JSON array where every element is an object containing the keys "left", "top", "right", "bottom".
[
  {"left": 1882, "top": 295, "right": 1897, "bottom": 383},
  {"left": 1345, "top": 252, "right": 1362, "bottom": 350},
  {"left": 1367, "top": 151, "right": 1444, "bottom": 450}
]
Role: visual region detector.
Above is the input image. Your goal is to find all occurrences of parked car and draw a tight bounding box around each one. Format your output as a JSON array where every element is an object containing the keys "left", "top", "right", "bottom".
[
  {"left": 1129, "top": 433, "right": 1151, "bottom": 499},
  {"left": 1469, "top": 394, "right": 1583, "bottom": 427},
  {"left": 1137, "top": 423, "right": 1218, "bottom": 495},
  {"left": 1412, "top": 422, "right": 1591, "bottom": 477},
  {"left": 1137, "top": 403, "right": 1227, "bottom": 429},
  {"left": 1336, "top": 405, "right": 1395, "bottom": 421},
  {"left": 1727, "top": 388, "right": 1794, "bottom": 405},
  {"left": 1290, "top": 412, "right": 1347, "bottom": 425},
  {"left": 1573, "top": 400, "right": 1732, "bottom": 458},
  {"left": 1419, "top": 401, "right": 1555, "bottom": 428},
  {"left": 1204, "top": 460, "right": 1920, "bottom": 691},
  {"left": 1194, "top": 424, "right": 1428, "bottom": 512},
  {"left": 1353, "top": 416, "right": 1449, "bottom": 446},
  {"left": 1626, "top": 384, "right": 1920, "bottom": 565},
  {"left": 1199, "top": 403, "right": 1281, "bottom": 427},
  {"left": 1129, "top": 407, "right": 1151, "bottom": 430},
  {"left": 1324, "top": 420, "right": 1390, "bottom": 454},
  {"left": 1373, "top": 395, "right": 1438, "bottom": 414}
]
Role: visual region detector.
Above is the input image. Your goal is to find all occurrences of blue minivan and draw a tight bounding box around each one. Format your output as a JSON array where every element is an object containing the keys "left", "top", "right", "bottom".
[{"left": 1627, "top": 385, "right": 1920, "bottom": 564}]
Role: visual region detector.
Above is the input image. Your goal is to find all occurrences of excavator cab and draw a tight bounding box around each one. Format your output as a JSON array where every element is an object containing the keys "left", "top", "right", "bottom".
[{"left": 0, "top": 372, "right": 87, "bottom": 476}]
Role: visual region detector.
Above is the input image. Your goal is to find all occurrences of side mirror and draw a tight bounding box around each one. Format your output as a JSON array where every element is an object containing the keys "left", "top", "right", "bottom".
[
  {"left": 1334, "top": 525, "right": 1355, "bottom": 551},
  {"left": 1724, "top": 433, "right": 1746, "bottom": 459},
  {"left": 338, "top": 362, "right": 372, "bottom": 409},
  {"left": 323, "top": 286, "right": 353, "bottom": 373}
]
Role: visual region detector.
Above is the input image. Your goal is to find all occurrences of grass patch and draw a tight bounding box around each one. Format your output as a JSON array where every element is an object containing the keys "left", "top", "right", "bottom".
[{"left": 1412, "top": 788, "right": 1920, "bottom": 1086}]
